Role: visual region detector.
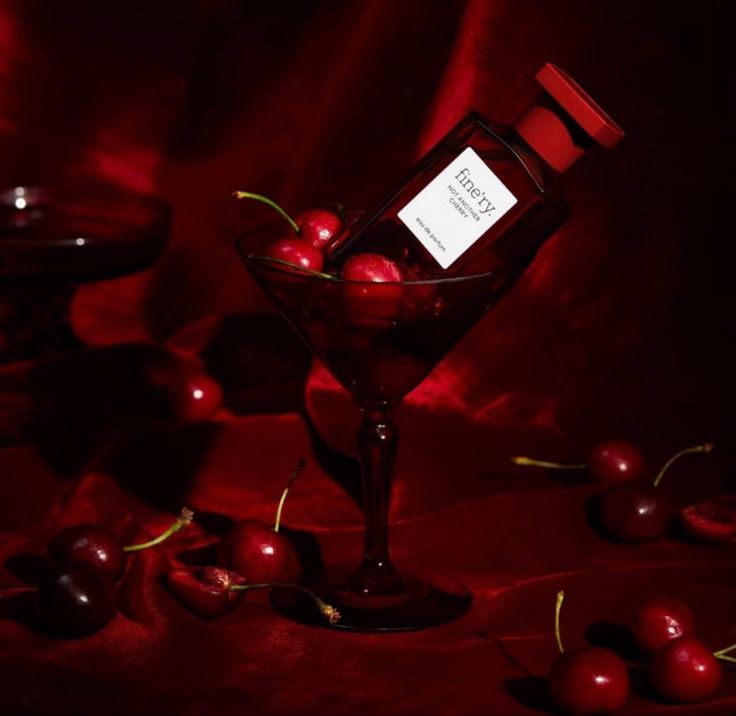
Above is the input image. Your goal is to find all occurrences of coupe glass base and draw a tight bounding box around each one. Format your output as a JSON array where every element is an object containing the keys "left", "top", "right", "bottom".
[{"left": 271, "top": 569, "right": 471, "bottom": 632}]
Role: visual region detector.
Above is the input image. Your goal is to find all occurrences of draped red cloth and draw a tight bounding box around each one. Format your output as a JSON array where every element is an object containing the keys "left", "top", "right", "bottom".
[{"left": 1, "top": 1, "right": 735, "bottom": 713}]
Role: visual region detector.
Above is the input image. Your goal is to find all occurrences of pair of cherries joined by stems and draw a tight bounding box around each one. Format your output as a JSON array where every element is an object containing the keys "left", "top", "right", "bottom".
[
  {"left": 2, "top": 508, "right": 195, "bottom": 637},
  {"left": 514, "top": 440, "right": 735, "bottom": 543},
  {"left": 233, "top": 192, "right": 343, "bottom": 274},
  {"left": 548, "top": 591, "right": 735, "bottom": 714},
  {"left": 234, "top": 192, "right": 409, "bottom": 327},
  {"left": 166, "top": 460, "right": 340, "bottom": 625}
]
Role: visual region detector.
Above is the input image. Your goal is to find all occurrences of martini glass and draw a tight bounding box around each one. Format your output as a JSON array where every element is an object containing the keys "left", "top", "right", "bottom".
[{"left": 236, "top": 222, "right": 524, "bottom": 631}]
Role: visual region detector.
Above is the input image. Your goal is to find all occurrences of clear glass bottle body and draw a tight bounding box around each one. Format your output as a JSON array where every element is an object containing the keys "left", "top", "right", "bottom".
[{"left": 329, "top": 112, "right": 569, "bottom": 279}]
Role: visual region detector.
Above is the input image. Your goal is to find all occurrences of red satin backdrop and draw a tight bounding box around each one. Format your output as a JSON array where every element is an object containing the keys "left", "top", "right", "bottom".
[{"left": 1, "top": 1, "right": 735, "bottom": 714}]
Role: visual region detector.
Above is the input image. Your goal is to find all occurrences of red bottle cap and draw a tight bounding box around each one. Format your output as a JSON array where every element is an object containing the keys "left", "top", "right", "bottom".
[
  {"left": 536, "top": 64, "right": 624, "bottom": 148},
  {"left": 514, "top": 63, "right": 624, "bottom": 173}
]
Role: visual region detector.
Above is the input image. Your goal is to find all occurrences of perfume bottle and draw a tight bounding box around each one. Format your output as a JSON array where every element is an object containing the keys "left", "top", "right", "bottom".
[{"left": 329, "top": 64, "right": 624, "bottom": 278}]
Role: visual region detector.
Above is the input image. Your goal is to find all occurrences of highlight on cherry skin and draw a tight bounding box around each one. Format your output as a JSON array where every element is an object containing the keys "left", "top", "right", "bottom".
[
  {"left": 217, "top": 459, "right": 305, "bottom": 583},
  {"left": 512, "top": 439, "right": 645, "bottom": 483},
  {"left": 169, "top": 372, "right": 224, "bottom": 422},
  {"left": 596, "top": 442, "right": 714, "bottom": 543},
  {"left": 548, "top": 590, "right": 630, "bottom": 716}
]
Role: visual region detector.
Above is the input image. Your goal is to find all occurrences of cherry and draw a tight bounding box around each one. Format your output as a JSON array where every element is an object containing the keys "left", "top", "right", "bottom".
[
  {"left": 218, "top": 522, "right": 298, "bottom": 583},
  {"left": 587, "top": 441, "right": 644, "bottom": 483},
  {"left": 549, "top": 591, "right": 630, "bottom": 715},
  {"left": 233, "top": 191, "right": 342, "bottom": 253},
  {"left": 35, "top": 565, "right": 116, "bottom": 637},
  {"left": 680, "top": 501, "right": 736, "bottom": 543},
  {"left": 550, "top": 650, "right": 630, "bottom": 715},
  {"left": 632, "top": 595, "right": 696, "bottom": 653},
  {"left": 48, "top": 508, "right": 194, "bottom": 580},
  {"left": 650, "top": 636, "right": 722, "bottom": 703},
  {"left": 217, "top": 460, "right": 304, "bottom": 583},
  {"left": 596, "top": 483, "right": 672, "bottom": 543},
  {"left": 513, "top": 439, "right": 644, "bottom": 483},
  {"left": 296, "top": 209, "right": 343, "bottom": 252},
  {"left": 169, "top": 372, "right": 224, "bottom": 422},
  {"left": 596, "top": 443, "right": 713, "bottom": 543},
  {"left": 167, "top": 566, "right": 245, "bottom": 618},
  {"left": 341, "top": 253, "right": 403, "bottom": 327},
  {"left": 167, "top": 566, "right": 341, "bottom": 624},
  {"left": 264, "top": 238, "right": 325, "bottom": 273},
  {"left": 48, "top": 525, "right": 125, "bottom": 580}
]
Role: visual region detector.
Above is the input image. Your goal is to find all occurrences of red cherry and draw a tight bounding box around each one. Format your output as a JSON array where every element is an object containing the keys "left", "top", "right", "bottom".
[
  {"left": 587, "top": 441, "right": 644, "bottom": 483},
  {"left": 218, "top": 459, "right": 304, "bottom": 583},
  {"left": 680, "top": 501, "right": 736, "bottom": 543},
  {"left": 549, "top": 647, "right": 630, "bottom": 715},
  {"left": 594, "top": 443, "right": 714, "bottom": 543},
  {"left": 341, "top": 253, "right": 403, "bottom": 327},
  {"left": 48, "top": 525, "right": 125, "bottom": 580},
  {"left": 167, "top": 566, "right": 245, "bottom": 618},
  {"left": 170, "top": 372, "right": 223, "bottom": 422},
  {"left": 296, "top": 209, "right": 342, "bottom": 252},
  {"left": 48, "top": 509, "right": 193, "bottom": 582},
  {"left": 650, "top": 636, "right": 722, "bottom": 703},
  {"left": 632, "top": 596, "right": 696, "bottom": 653},
  {"left": 264, "top": 238, "right": 324, "bottom": 273},
  {"left": 217, "top": 520, "right": 299, "bottom": 583},
  {"left": 35, "top": 566, "right": 117, "bottom": 637},
  {"left": 512, "top": 440, "right": 643, "bottom": 483},
  {"left": 342, "top": 252, "right": 403, "bottom": 283},
  {"left": 596, "top": 483, "right": 672, "bottom": 543}
]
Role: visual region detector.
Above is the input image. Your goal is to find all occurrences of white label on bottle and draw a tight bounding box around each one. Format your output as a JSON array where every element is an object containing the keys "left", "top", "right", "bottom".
[{"left": 397, "top": 147, "right": 517, "bottom": 269}]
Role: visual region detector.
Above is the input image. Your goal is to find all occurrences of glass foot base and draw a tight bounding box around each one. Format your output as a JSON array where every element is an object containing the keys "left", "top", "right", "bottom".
[{"left": 271, "top": 570, "right": 471, "bottom": 632}]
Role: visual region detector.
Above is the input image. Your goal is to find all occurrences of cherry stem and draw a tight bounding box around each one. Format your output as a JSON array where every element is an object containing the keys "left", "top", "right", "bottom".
[
  {"left": 233, "top": 191, "right": 300, "bottom": 234},
  {"left": 652, "top": 442, "right": 715, "bottom": 488},
  {"left": 229, "top": 582, "right": 341, "bottom": 624},
  {"left": 274, "top": 458, "right": 307, "bottom": 533},
  {"left": 555, "top": 590, "right": 565, "bottom": 654},
  {"left": 714, "top": 643, "right": 736, "bottom": 658},
  {"left": 123, "top": 508, "right": 194, "bottom": 553},
  {"left": 512, "top": 456, "right": 587, "bottom": 470},
  {"left": 249, "top": 255, "right": 338, "bottom": 281},
  {"left": 716, "top": 654, "right": 736, "bottom": 664}
]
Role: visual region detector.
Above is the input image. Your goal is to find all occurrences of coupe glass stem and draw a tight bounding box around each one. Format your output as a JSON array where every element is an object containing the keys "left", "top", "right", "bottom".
[{"left": 356, "top": 402, "right": 400, "bottom": 591}]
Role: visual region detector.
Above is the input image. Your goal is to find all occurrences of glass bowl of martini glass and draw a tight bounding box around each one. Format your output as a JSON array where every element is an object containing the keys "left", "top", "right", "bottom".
[{"left": 236, "top": 221, "right": 524, "bottom": 631}]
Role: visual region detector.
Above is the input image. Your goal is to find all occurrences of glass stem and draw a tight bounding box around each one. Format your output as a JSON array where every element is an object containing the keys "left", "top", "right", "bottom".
[{"left": 357, "top": 403, "right": 399, "bottom": 588}]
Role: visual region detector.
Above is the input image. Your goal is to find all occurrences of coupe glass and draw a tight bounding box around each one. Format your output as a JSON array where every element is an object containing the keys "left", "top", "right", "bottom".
[
  {"left": 0, "top": 185, "right": 171, "bottom": 362},
  {"left": 236, "top": 221, "right": 526, "bottom": 631}
]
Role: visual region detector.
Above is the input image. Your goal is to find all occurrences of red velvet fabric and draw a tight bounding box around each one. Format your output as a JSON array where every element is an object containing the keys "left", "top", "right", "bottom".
[{"left": 1, "top": 1, "right": 735, "bottom": 713}]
